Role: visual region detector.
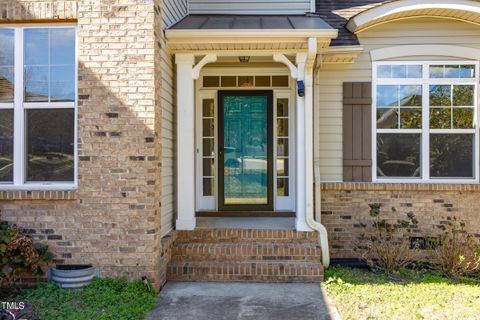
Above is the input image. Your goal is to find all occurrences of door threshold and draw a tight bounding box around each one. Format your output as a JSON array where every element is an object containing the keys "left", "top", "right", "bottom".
[{"left": 196, "top": 211, "right": 295, "bottom": 217}]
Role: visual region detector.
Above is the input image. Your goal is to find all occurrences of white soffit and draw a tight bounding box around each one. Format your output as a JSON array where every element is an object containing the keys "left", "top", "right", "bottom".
[{"left": 347, "top": 0, "right": 480, "bottom": 33}]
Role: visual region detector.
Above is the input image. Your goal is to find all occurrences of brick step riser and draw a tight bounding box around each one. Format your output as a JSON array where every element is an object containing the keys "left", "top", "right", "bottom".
[
  {"left": 168, "top": 274, "right": 323, "bottom": 283},
  {"left": 167, "top": 262, "right": 323, "bottom": 283},
  {"left": 171, "top": 246, "right": 321, "bottom": 262},
  {"left": 171, "top": 255, "right": 321, "bottom": 262},
  {"left": 175, "top": 230, "right": 318, "bottom": 245}
]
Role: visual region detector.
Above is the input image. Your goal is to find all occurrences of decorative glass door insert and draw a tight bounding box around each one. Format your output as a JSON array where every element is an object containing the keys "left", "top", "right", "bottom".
[{"left": 218, "top": 91, "right": 273, "bottom": 211}]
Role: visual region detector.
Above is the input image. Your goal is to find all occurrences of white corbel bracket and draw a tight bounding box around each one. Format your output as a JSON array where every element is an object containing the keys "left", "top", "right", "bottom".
[
  {"left": 192, "top": 54, "right": 217, "bottom": 80},
  {"left": 273, "top": 53, "right": 298, "bottom": 79}
]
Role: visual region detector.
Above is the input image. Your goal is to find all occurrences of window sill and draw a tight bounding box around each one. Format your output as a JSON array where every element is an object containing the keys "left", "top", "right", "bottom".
[
  {"left": 321, "top": 182, "right": 480, "bottom": 192},
  {"left": 0, "top": 189, "right": 77, "bottom": 201}
]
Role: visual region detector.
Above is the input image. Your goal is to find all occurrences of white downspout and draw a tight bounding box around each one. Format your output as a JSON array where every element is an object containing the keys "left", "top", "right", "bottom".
[{"left": 304, "top": 37, "right": 330, "bottom": 268}]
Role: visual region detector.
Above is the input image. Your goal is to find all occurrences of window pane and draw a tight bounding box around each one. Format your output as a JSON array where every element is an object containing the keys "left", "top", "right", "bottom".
[
  {"left": 0, "top": 67, "right": 14, "bottom": 103},
  {"left": 203, "top": 76, "right": 219, "bottom": 87},
  {"left": 430, "top": 65, "right": 444, "bottom": 78},
  {"left": 50, "top": 28, "right": 75, "bottom": 65},
  {"left": 277, "top": 99, "right": 288, "bottom": 117},
  {"left": 377, "top": 65, "right": 391, "bottom": 78},
  {"left": 407, "top": 65, "right": 422, "bottom": 78},
  {"left": 377, "top": 65, "right": 422, "bottom": 78},
  {"left": 0, "top": 29, "right": 14, "bottom": 103},
  {"left": 203, "top": 178, "right": 213, "bottom": 196},
  {"left": 0, "top": 109, "right": 13, "bottom": 182},
  {"left": 430, "top": 108, "right": 451, "bottom": 129},
  {"left": 202, "top": 99, "right": 214, "bottom": 117},
  {"left": 377, "top": 134, "right": 421, "bottom": 178},
  {"left": 459, "top": 65, "right": 475, "bottom": 78},
  {"left": 453, "top": 108, "right": 474, "bottom": 129},
  {"left": 203, "top": 158, "right": 214, "bottom": 177},
  {"left": 430, "top": 85, "right": 451, "bottom": 106},
  {"left": 272, "top": 76, "right": 288, "bottom": 87},
  {"left": 24, "top": 66, "right": 49, "bottom": 102},
  {"left": 277, "top": 138, "right": 288, "bottom": 157},
  {"left": 399, "top": 85, "right": 421, "bottom": 106},
  {"left": 277, "top": 178, "right": 289, "bottom": 196},
  {"left": 24, "top": 29, "right": 49, "bottom": 65},
  {"left": 452, "top": 85, "right": 474, "bottom": 106},
  {"left": 255, "top": 76, "right": 270, "bottom": 87},
  {"left": 277, "top": 158, "right": 288, "bottom": 177},
  {"left": 444, "top": 65, "right": 460, "bottom": 78},
  {"left": 238, "top": 76, "right": 254, "bottom": 87},
  {"left": 50, "top": 65, "right": 75, "bottom": 102},
  {"left": 430, "top": 64, "right": 476, "bottom": 78},
  {"left": 277, "top": 118, "right": 288, "bottom": 136},
  {"left": 391, "top": 65, "right": 406, "bottom": 78},
  {"left": 24, "top": 28, "right": 76, "bottom": 103},
  {"left": 430, "top": 134, "right": 474, "bottom": 178},
  {"left": 377, "top": 108, "right": 398, "bottom": 129},
  {"left": 202, "top": 119, "right": 214, "bottom": 137},
  {"left": 26, "top": 109, "right": 74, "bottom": 182},
  {"left": 221, "top": 76, "right": 236, "bottom": 87},
  {"left": 202, "top": 138, "right": 214, "bottom": 157},
  {"left": 400, "top": 108, "right": 422, "bottom": 129},
  {"left": 377, "top": 85, "right": 398, "bottom": 107},
  {"left": 0, "top": 29, "right": 14, "bottom": 66}
]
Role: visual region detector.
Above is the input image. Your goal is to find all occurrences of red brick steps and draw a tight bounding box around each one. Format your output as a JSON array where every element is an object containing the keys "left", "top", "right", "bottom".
[
  {"left": 168, "top": 229, "right": 323, "bottom": 282},
  {"left": 171, "top": 242, "right": 322, "bottom": 262},
  {"left": 168, "top": 260, "right": 323, "bottom": 282}
]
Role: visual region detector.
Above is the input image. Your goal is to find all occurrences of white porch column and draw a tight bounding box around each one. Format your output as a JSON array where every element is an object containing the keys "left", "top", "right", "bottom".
[
  {"left": 295, "top": 53, "right": 313, "bottom": 231},
  {"left": 175, "top": 54, "right": 196, "bottom": 230}
]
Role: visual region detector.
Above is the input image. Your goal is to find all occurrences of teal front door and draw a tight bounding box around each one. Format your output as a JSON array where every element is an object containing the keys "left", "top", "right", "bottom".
[{"left": 218, "top": 91, "right": 273, "bottom": 211}]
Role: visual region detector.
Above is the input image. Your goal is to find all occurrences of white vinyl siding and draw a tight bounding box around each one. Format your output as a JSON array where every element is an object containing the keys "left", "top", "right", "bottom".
[
  {"left": 315, "top": 18, "right": 480, "bottom": 182},
  {"left": 163, "top": 0, "right": 188, "bottom": 28},
  {"left": 189, "top": 0, "right": 311, "bottom": 15}
]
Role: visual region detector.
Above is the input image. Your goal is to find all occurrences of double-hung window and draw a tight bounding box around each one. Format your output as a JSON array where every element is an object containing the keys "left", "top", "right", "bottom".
[
  {"left": 0, "top": 26, "right": 76, "bottom": 189},
  {"left": 373, "top": 62, "right": 479, "bottom": 183}
]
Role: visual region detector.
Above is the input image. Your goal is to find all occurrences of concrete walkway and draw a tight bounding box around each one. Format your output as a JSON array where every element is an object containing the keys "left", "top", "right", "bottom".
[{"left": 146, "top": 282, "right": 341, "bottom": 320}]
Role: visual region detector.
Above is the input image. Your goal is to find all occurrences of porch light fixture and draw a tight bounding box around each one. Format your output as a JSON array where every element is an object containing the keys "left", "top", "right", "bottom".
[{"left": 238, "top": 56, "right": 250, "bottom": 63}]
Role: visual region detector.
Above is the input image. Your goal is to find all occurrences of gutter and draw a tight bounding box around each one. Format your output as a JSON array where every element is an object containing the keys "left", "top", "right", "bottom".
[
  {"left": 304, "top": 37, "right": 330, "bottom": 268},
  {"left": 165, "top": 29, "right": 338, "bottom": 40}
]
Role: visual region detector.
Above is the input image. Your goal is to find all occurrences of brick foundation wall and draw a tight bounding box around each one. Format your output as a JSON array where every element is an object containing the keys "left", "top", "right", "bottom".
[
  {"left": 0, "top": 0, "right": 168, "bottom": 288},
  {"left": 321, "top": 183, "right": 480, "bottom": 259}
]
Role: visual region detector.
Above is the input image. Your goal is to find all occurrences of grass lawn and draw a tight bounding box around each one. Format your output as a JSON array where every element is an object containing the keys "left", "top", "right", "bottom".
[
  {"left": 322, "top": 267, "right": 480, "bottom": 320},
  {"left": 13, "top": 278, "right": 157, "bottom": 320}
]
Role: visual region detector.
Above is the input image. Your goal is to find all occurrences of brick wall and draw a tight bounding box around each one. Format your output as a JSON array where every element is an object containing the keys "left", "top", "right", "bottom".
[
  {"left": 0, "top": 0, "right": 170, "bottom": 288},
  {"left": 321, "top": 183, "right": 480, "bottom": 259}
]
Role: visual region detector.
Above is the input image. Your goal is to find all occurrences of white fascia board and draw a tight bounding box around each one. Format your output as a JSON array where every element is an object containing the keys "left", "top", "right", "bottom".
[{"left": 165, "top": 29, "right": 338, "bottom": 40}]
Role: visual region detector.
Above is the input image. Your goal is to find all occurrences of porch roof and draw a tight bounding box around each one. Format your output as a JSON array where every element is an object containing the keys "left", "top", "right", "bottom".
[
  {"left": 169, "top": 14, "right": 333, "bottom": 31},
  {"left": 165, "top": 14, "right": 338, "bottom": 54}
]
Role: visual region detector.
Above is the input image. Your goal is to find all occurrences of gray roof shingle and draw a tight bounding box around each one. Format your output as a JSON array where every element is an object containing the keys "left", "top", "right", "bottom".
[{"left": 316, "top": 0, "right": 390, "bottom": 46}]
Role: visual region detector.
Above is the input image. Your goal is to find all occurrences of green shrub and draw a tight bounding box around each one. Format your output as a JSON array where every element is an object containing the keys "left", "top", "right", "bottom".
[{"left": 0, "top": 217, "right": 53, "bottom": 288}]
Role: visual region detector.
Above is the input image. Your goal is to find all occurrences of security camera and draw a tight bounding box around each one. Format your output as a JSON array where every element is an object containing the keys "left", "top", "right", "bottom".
[{"left": 297, "top": 80, "right": 305, "bottom": 97}]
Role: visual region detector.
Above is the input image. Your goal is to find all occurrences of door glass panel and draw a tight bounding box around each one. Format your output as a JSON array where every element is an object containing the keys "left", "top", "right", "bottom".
[
  {"left": 223, "top": 95, "right": 268, "bottom": 205},
  {"left": 276, "top": 98, "right": 289, "bottom": 196},
  {"left": 202, "top": 99, "right": 215, "bottom": 196}
]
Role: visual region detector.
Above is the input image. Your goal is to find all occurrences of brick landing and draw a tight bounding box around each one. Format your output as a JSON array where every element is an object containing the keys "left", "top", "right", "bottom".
[{"left": 168, "top": 229, "right": 324, "bottom": 282}]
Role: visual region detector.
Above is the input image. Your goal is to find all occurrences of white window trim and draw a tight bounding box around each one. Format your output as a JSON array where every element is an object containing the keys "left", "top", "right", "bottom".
[
  {"left": 372, "top": 60, "right": 480, "bottom": 184},
  {"left": 0, "top": 25, "right": 78, "bottom": 191}
]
